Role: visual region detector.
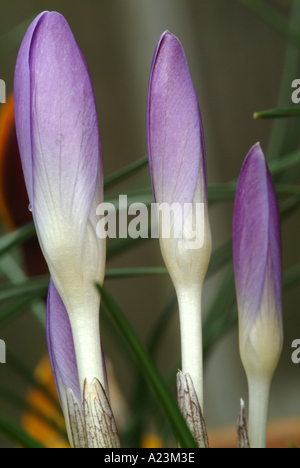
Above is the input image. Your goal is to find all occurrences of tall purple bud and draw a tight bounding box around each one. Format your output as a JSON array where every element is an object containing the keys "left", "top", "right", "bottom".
[
  {"left": 14, "top": 11, "right": 118, "bottom": 447},
  {"left": 147, "top": 31, "right": 212, "bottom": 417}
]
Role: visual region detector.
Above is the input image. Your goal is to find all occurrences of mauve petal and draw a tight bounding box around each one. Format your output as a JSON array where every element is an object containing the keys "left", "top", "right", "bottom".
[
  {"left": 13, "top": 11, "right": 47, "bottom": 204},
  {"left": 14, "top": 11, "right": 101, "bottom": 250},
  {"left": 232, "top": 143, "right": 282, "bottom": 335},
  {"left": 147, "top": 31, "right": 206, "bottom": 207},
  {"left": 46, "top": 277, "right": 81, "bottom": 405}
]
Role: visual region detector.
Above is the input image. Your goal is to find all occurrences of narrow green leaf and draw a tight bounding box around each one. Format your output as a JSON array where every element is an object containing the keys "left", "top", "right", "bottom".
[
  {"left": 207, "top": 151, "right": 300, "bottom": 200},
  {"left": 209, "top": 182, "right": 300, "bottom": 202},
  {"left": 254, "top": 107, "right": 300, "bottom": 119},
  {"left": 123, "top": 293, "right": 178, "bottom": 446},
  {"left": 105, "top": 267, "right": 168, "bottom": 279},
  {"left": 275, "top": 184, "right": 300, "bottom": 196},
  {"left": 264, "top": 1, "right": 300, "bottom": 161},
  {"left": 0, "top": 255, "right": 46, "bottom": 328},
  {"left": 269, "top": 149, "right": 300, "bottom": 175},
  {"left": 203, "top": 265, "right": 237, "bottom": 357},
  {"left": 105, "top": 189, "right": 153, "bottom": 211},
  {"left": 0, "top": 223, "right": 36, "bottom": 259},
  {"left": 100, "top": 302, "right": 139, "bottom": 375},
  {"left": 207, "top": 239, "right": 232, "bottom": 277},
  {"left": 209, "top": 149, "right": 300, "bottom": 188},
  {"left": 0, "top": 413, "right": 45, "bottom": 448},
  {"left": 147, "top": 294, "right": 178, "bottom": 358},
  {"left": 208, "top": 183, "right": 236, "bottom": 203},
  {"left": 280, "top": 194, "right": 300, "bottom": 219},
  {"left": 106, "top": 222, "right": 153, "bottom": 259},
  {"left": 0, "top": 291, "right": 45, "bottom": 328},
  {"left": 283, "top": 262, "right": 300, "bottom": 288},
  {"left": 203, "top": 261, "right": 300, "bottom": 360},
  {"left": 104, "top": 155, "right": 148, "bottom": 191},
  {"left": 237, "top": 0, "right": 300, "bottom": 48},
  {"left": 97, "top": 284, "right": 197, "bottom": 448},
  {"left": 0, "top": 275, "right": 49, "bottom": 302}
]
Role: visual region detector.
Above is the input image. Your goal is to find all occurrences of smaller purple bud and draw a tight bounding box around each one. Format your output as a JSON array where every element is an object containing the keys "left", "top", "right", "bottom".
[{"left": 233, "top": 143, "right": 283, "bottom": 448}]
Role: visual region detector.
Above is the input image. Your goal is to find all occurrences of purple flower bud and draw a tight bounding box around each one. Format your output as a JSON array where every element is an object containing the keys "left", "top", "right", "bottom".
[
  {"left": 147, "top": 31, "right": 208, "bottom": 209},
  {"left": 233, "top": 143, "right": 283, "bottom": 447},
  {"left": 147, "top": 31, "right": 212, "bottom": 410},
  {"left": 14, "top": 12, "right": 111, "bottom": 446}
]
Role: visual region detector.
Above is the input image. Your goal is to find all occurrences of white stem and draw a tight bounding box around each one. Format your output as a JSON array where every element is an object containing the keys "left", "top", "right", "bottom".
[
  {"left": 70, "top": 312, "right": 106, "bottom": 399},
  {"left": 248, "top": 377, "right": 271, "bottom": 448},
  {"left": 177, "top": 287, "right": 203, "bottom": 412}
]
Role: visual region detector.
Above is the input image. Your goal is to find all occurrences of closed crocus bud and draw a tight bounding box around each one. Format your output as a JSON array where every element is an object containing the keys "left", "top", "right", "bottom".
[
  {"left": 147, "top": 31, "right": 212, "bottom": 413},
  {"left": 233, "top": 143, "right": 283, "bottom": 448},
  {"left": 14, "top": 11, "right": 106, "bottom": 420}
]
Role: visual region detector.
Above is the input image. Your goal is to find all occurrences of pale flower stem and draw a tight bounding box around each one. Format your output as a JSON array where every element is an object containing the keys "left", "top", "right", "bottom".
[
  {"left": 177, "top": 288, "right": 203, "bottom": 412},
  {"left": 248, "top": 378, "right": 271, "bottom": 448},
  {"left": 71, "top": 314, "right": 106, "bottom": 397}
]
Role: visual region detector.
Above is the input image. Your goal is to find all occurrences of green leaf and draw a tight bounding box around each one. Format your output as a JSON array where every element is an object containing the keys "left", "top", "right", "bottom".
[
  {"left": 269, "top": 149, "right": 300, "bottom": 175},
  {"left": 0, "top": 223, "right": 36, "bottom": 259},
  {"left": 202, "top": 260, "right": 300, "bottom": 360},
  {"left": 147, "top": 294, "right": 178, "bottom": 359},
  {"left": 104, "top": 155, "right": 148, "bottom": 191},
  {"left": 207, "top": 239, "right": 232, "bottom": 277},
  {"left": 0, "top": 291, "right": 45, "bottom": 328},
  {"left": 237, "top": 0, "right": 300, "bottom": 49},
  {"left": 275, "top": 184, "right": 300, "bottom": 196},
  {"left": 283, "top": 262, "right": 300, "bottom": 289},
  {"left": 105, "top": 189, "right": 153, "bottom": 211},
  {"left": 106, "top": 222, "right": 153, "bottom": 259},
  {"left": 97, "top": 284, "right": 197, "bottom": 448},
  {"left": 209, "top": 182, "right": 300, "bottom": 203},
  {"left": 0, "top": 275, "right": 48, "bottom": 302},
  {"left": 102, "top": 151, "right": 300, "bottom": 261},
  {"left": 254, "top": 107, "right": 300, "bottom": 119},
  {"left": 280, "top": 194, "right": 300, "bottom": 219},
  {"left": 208, "top": 183, "right": 236, "bottom": 203},
  {"left": 210, "top": 149, "right": 300, "bottom": 186},
  {"left": 203, "top": 265, "right": 237, "bottom": 357},
  {"left": 264, "top": 1, "right": 300, "bottom": 161},
  {"left": 0, "top": 413, "right": 45, "bottom": 448},
  {"left": 105, "top": 267, "right": 168, "bottom": 279},
  {"left": 0, "top": 255, "right": 46, "bottom": 328},
  {"left": 121, "top": 294, "right": 179, "bottom": 447}
]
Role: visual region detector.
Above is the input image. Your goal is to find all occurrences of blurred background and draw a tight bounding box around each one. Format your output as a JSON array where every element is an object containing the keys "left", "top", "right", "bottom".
[{"left": 1, "top": 0, "right": 300, "bottom": 448}]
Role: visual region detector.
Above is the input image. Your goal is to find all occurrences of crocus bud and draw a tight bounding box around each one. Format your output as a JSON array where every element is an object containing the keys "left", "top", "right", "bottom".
[
  {"left": 47, "top": 279, "right": 120, "bottom": 448},
  {"left": 147, "top": 31, "right": 212, "bottom": 411},
  {"left": 233, "top": 143, "right": 283, "bottom": 448},
  {"left": 14, "top": 12, "right": 106, "bottom": 407}
]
